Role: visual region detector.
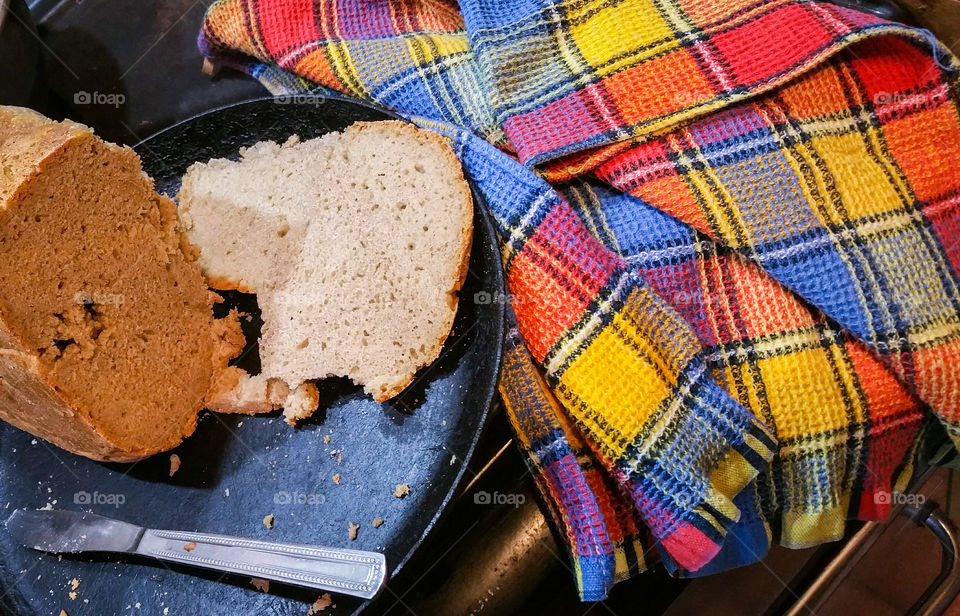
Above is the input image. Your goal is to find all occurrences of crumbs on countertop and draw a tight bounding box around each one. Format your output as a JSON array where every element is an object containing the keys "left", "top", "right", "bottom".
[
  {"left": 332, "top": 474, "right": 341, "bottom": 485},
  {"left": 372, "top": 517, "right": 384, "bottom": 528},
  {"left": 348, "top": 522, "right": 359, "bottom": 541},
  {"left": 393, "top": 484, "right": 411, "bottom": 499},
  {"left": 263, "top": 514, "right": 275, "bottom": 530},
  {"left": 183, "top": 542, "right": 197, "bottom": 552}
]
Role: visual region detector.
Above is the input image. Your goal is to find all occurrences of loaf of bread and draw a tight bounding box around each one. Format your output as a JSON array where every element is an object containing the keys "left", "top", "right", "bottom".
[
  {"left": 178, "top": 121, "right": 473, "bottom": 410},
  {"left": 0, "top": 107, "right": 244, "bottom": 461}
]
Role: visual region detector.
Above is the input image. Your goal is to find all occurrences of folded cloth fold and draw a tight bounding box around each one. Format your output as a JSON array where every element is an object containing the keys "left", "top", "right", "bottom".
[
  {"left": 436, "top": 121, "right": 778, "bottom": 573},
  {"left": 560, "top": 178, "right": 927, "bottom": 548},
  {"left": 501, "top": 315, "right": 656, "bottom": 600},
  {"left": 199, "top": 0, "right": 960, "bottom": 599}
]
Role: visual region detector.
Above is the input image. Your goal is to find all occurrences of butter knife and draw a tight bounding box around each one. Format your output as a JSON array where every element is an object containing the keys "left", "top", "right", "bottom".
[{"left": 4, "top": 509, "right": 387, "bottom": 600}]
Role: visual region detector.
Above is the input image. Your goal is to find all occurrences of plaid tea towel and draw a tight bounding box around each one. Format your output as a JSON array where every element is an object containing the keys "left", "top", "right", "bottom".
[{"left": 199, "top": 0, "right": 960, "bottom": 599}]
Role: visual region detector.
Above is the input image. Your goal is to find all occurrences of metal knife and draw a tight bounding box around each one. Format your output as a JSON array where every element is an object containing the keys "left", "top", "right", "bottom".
[{"left": 4, "top": 509, "right": 387, "bottom": 600}]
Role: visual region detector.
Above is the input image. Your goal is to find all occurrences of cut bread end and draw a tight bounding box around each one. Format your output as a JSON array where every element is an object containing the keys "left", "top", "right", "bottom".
[{"left": 0, "top": 106, "right": 244, "bottom": 461}]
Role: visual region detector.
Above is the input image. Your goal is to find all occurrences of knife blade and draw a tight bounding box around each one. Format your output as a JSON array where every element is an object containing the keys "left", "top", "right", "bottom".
[
  {"left": 6, "top": 508, "right": 143, "bottom": 553},
  {"left": 4, "top": 509, "right": 388, "bottom": 600}
]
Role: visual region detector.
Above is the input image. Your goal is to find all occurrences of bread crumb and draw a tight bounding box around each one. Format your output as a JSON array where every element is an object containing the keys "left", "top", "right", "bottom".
[
  {"left": 308, "top": 593, "right": 332, "bottom": 614},
  {"left": 348, "top": 522, "right": 359, "bottom": 541},
  {"left": 201, "top": 58, "right": 216, "bottom": 76},
  {"left": 250, "top": 578, "right": 270, "bottom": 592},
  {"left": 282, "top": 381, "right": 320, "bottom": 425},
  {"left": 263, "top": 514, "right": 275, "bottom": 530},
  {"left": 164, "top": 609, "right": 169, "bottom": 615},
  {"left": 69, "top": 578, "right": 80, "bottom": 591},
  {"left": 68, "top": 592, "right": 76, "bottom": 601},
  {"left": 323, "top": 435, "right": 330, "bottom": 444},
  {"left": 393, "top": 484, "right": 411, "bottom": 498},
  {"left": 59, "top": 611, "right": 68, "bottom": 616},
  {"left": 372, "top": 517, "right": 384, "bottom": 528},
  {"left": 332, "top": 474, "right": 341, "bottom": 485},
  {"left": 183, "top": 542, "right": 196, "bottom": 552},
  {"left": 168, "top": 454, "right": 181, "bottom": 477}
]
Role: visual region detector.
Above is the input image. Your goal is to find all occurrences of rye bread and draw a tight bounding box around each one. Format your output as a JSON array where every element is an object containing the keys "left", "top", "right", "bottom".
[{"left": 0, "top": 106, "right": 243, "bottom": 461}]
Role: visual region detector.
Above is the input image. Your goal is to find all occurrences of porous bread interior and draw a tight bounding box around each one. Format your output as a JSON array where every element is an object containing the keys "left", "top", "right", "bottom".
[
  {"left": 178, "top": 121, "right": 473, "bottom": 402},
  {"left": 0, "top": 133, "right": 218, "bottom": 454}
]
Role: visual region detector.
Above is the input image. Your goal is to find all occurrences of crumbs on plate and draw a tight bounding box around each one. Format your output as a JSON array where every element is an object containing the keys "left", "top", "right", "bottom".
[
  {"left": 251, "top": 578, "right": 270, "bottom": 592},
  {"left": 308, "top": 593, "right": 333, "bottom": 614},
  {"left": 169, "top": 454, "right": 181, "bottom": 477}
]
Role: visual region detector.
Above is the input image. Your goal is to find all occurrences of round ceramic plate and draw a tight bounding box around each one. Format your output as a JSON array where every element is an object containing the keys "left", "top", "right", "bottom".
[{"left": 0, "top": 97, "right": 505, "bottom": 616}]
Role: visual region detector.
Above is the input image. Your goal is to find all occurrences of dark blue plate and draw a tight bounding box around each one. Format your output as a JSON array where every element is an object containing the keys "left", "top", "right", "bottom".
[{"left": 0, "top": 96, "right": 505, "bottom": 616}]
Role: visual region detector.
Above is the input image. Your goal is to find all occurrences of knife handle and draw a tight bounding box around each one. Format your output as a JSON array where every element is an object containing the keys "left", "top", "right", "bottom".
[{"left": 134, "top": 528, "right": 387, "bottom": 599}]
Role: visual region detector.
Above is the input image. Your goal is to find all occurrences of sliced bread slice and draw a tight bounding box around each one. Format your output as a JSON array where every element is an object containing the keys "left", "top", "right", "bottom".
[
  {"left": 178, "top": 120, "right": 473, "bottom": 407},
  {"left": 0, "top": 106, "right": 243, "bottom": 461}
]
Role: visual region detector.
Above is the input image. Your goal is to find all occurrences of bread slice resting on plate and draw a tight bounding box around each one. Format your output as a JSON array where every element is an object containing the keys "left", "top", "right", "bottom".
[{"left": 0, "top": 107, "right": 473, "bottom": 460}]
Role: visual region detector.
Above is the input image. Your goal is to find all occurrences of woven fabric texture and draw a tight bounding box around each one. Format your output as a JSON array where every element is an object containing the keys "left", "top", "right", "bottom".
[{"left": 199, "top": 0, "right": 960, "bottom": 599}]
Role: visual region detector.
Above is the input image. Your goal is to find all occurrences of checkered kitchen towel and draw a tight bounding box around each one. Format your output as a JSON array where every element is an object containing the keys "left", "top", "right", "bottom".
[{"left": 200, "top": 0, "right": 960, "bottom": 599}]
